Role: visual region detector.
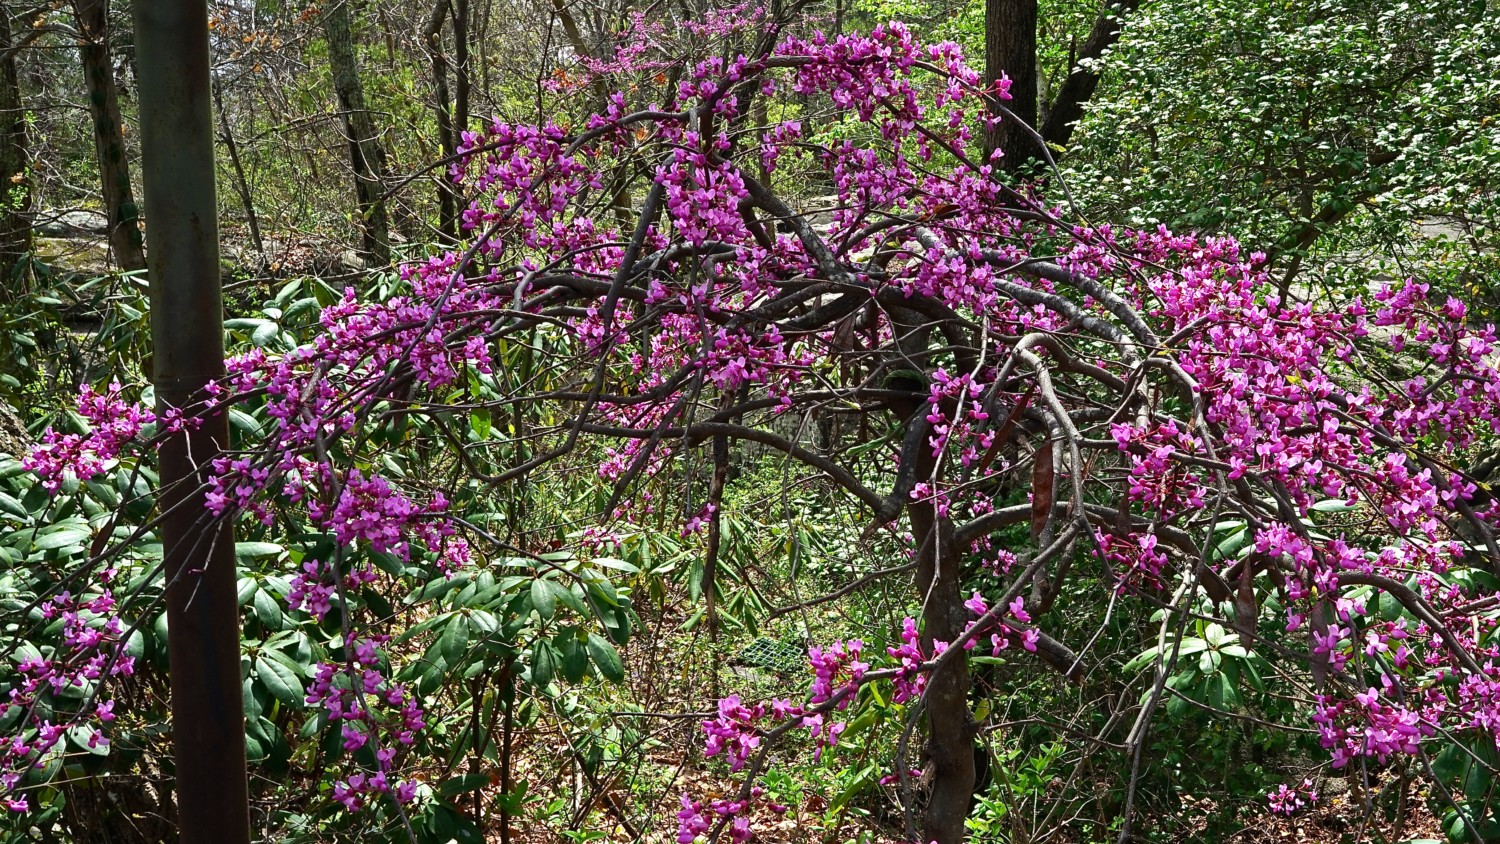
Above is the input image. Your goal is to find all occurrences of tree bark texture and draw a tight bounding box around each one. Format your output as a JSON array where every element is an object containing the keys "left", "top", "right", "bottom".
[
  {"left": 424, "top": 0, "right": 457, "bottom": 242},
  {"left": 322, "top": 0, "right": 391, "bottom": 265},
  {"left": 0, "top": 7, "right": 30, "bottom": 287},
  {"left": 424, "top": 0, "right": 471, "bottom": 244},
  {"left": 1039, "top": 0, "right": 1141, "bottom": 153},
  {"left": 132, "top": 1, "right": 250, "bottom": 841},
  {"left": 74, "top": 0, "right": 145, "bottom": 271},
  {"left": 984, "top": 0, "right": 1037, "bottom": 169},
  {"left": 915, "top": 505, "right": 975, "bottom": 844}
]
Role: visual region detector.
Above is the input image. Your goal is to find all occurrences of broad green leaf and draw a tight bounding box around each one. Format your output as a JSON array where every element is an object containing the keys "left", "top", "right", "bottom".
[
  {"left": 253, "top": 589, "right": 284, "bottom": 629},
  {"left": 558, "top": 631, "right": 589, "bottom": 683},
  {"left": 590, "top": 557, "right": 639, "bottom": 574},
  {"left": 530, "top": 639, "right": 556, "bottom": 689},
  {"left": 1310, "top": 499, "right": 1359, "bottom": 513},
  {"left": 255, "top": 654, "right": 303, "bottom": 707},
  {"left": 439, "top": 773, "right": 492, "bottom": 797},
  {"left": 587, "top": 633, "right": 625, "bottom": 683},
  {"left": 33, "top": 528, "right": 90, "bottom": 551},
  {"left": 235, "top": 542, "right": 284, "bottom": 559},
  {"left": 440, "top": 615, "right": 470, "bottom": 664},
  {"left": 470, "top": 410, "right": 491, "bottom": 440},
  {"left": 531, "top": 578, "right": 556, "bottom": 621}
]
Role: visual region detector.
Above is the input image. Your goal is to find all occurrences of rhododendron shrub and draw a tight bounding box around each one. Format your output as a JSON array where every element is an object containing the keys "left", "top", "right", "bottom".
[{"left": 8, "top": 19, "right": 1500, "bottom": 844}]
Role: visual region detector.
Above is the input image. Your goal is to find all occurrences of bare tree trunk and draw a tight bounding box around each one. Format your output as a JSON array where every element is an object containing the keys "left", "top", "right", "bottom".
[
  {"left": 984, "top": 0, "right": 1037, "bottom": 170},
  {"left": 1039, "top": 0, "right": 1140, "bottom": 153},
  {"left": 73, "top": 0, "right": 145, "bottom": 271},
  {"left": 321, "top": 0, "right": 390, "bottom": 265},
  {"left": 424, "top": 0, "right": 458, "bottom": 243},
  {"left": 132, "top": 2, "right": 250, "bottom": 843},
  {"left": 454, "top": 0, "right": 470, "bottom": 134},
  {"left": 0, "top": 6, "right": 31, "bottom": 288},
  {"left": 915, "top": 505, "right": 975, "bottom": 844}
]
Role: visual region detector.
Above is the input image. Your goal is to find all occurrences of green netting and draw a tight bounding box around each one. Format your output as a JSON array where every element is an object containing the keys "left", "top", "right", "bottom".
[{"left": 737, "top": 637, "right": 807, "bottom": 674}]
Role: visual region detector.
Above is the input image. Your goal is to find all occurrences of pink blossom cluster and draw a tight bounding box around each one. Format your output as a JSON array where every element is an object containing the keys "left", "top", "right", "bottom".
[
  {"left": 887, "top": 617, "right": 929, "bottom": 704},
  {"left": 304, "top": 636, "right": 424, "bottom": 810},
  {"left": 1, "top": 577, "right": 132, "bottom": 812},
  {"left": 1312, "top": 687, "right": 1434, "bottom": 768},
  {"left": 677, "top": 791, "right": 753, "bottom": 844},
  {"left": 702, "top": 694, "right": 766, "bottom": 772},
  {"left": 1267, "top": 778, "right": 1318, "bottom": 816},
  {"left": 286, "top": 558, "right": 378, "bottom": 621},
  {"left": 808, "top": 639, "right": 869, "bottom": 705},
  {"left": 24, "top": 381, "right": 154, "bottom": 493},
  {"left": 961, "top": 592, "right": 1039, "bottom": 653}
]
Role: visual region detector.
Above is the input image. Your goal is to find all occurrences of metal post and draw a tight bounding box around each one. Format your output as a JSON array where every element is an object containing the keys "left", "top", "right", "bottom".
[{"left": 130, "top": 2, "right": 250, "bottom": 842}]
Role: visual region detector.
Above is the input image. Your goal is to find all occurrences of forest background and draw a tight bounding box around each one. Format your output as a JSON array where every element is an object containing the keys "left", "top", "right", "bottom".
[{"left": 0, "top": 1, "right": 1497, "bottom": 843}]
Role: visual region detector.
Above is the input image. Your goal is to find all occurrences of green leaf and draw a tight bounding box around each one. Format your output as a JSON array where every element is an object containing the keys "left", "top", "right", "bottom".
[
  {"left": 255, "top": 654, "right": 303, "bottom": 707},
  {"left": 250, "top": 322, "right": 280, "bottom": 346},
  {"left": 1243, "top": 658, "right": 1267, "bottom": 693},
  {"left": 439, "top": 773, "right": 492, "bottom": 797},
  {"left": 531, "top": 579, "right": 556, "bottom": 621},
  {"left": 1433, "top": 742, "right": 1467, "bottom": 784},
  {"left": 557, "top": 631, "right": 589, "bottom": 683},
  {"left": 1212, "top": 528, "right": 1250, "bottom": 561},
  {"left": 1122, "top": 647, "right": 1161, "bottom": 673},
  {"left": 407, "top": 572, "right": 472, "bottom": 604},
  {"left": 1198, "top": 650, "right": 1221, "bottom": 675},
  {"left": 440, "top": 615, "right": 470, "bottom": 664},
  {"left": 1310, "top": 499, "right": 1359, "bottom": 513},
  {"left": 0, "top": 492, "right": 27, "bottom": 519},
  {"left": 585, "top": 573, "right": 621, "bottom": 607},
  {"left": 590, "top": 557, "right": 639, "bottom": 574},
  {"left": 830, "top": 763, "right": 877, "bottom": 811},
  {"left": 243, "top": 677, "right": 263, "bottom": 721},
  {"left": 253, "top": 589, "right": 284, "bottom": 629},
  {"left": 1204, "top": 623, "right": 1231, "bottom": 645},
  {"left": 262, "top": 648, "right": 308, "bottom": 679},
  {"left": 587, "top": 633, "right": 625, "bottom": 683},
  {"left": 530, "top": 639, "right": 556, "bottom": 689},
  {"left": 1175, "top": 638, "right": 1210, "bottom": 657},
  {"left": 235, "top": 542, "right": 284, "bottom": 559},
  {"left": 66, "top": 724, "right": 110, "bottom": 756},
  {"left": 33, "top": 528, "right": 90, "bottom": 551},
  {"left": 236, "top": 577, "right": 259, "bottom": 606},
  {"left": 554, "top": 583, "right": 588, "bottom": 615},
  {"left": 470, "top": 410, "right": 491, "bottom": 440},
  {"left": 228, "top": 408, "right": 262, "bottom": 436}
]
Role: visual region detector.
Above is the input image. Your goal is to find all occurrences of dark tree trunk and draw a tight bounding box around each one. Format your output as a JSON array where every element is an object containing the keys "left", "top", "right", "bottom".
[
  {"left": 131, "top": 2, "right": 250, "bottom": 843},
  {"left": 914, "top": 504, "right": 975, "bottom": 844},
  {"left": 424, "top": 0, "right": 457, "bottom": 242},
  {"left": 0, "top": 6, "right": 30, "bottom": 288},
  {"left": 984, "top": 0, "right": 1037, "bottom": 170},
  {"left": 322, "top": 0, "right": 391, "bottom": 265},
  {"left": 453, "top": 0, "right": 470, "bottom": 136},
  {"left": 885, "top": 306, "right": 977, "bottom": 844},
  {"left": 1039, "top": 0, "right": 1141, "bottom": 153},
  {"left": 73, "top": 0, "right": 145, "bottom": 271},
  {"left": 424, "top": 0, "right": 471, "bottom": 244}
]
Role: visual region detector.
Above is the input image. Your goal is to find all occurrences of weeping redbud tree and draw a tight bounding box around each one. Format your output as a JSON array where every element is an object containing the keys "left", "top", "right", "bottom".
[{"left": 11, "top": 17, "right": 1500, "bottom": 844}]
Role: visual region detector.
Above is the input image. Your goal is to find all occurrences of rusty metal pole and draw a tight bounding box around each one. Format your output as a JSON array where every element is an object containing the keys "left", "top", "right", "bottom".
[{"left": 130, "top": 2, "right": 250, "bottom": 842}]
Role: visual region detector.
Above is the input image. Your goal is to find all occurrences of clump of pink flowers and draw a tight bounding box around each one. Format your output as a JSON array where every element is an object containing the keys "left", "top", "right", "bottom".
[
  {"left": 304, "top": 636, "right": 425, "bottom": 810},
  {"left": 1267, "top": 778, "right": 1318, "bottom": 816}
]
